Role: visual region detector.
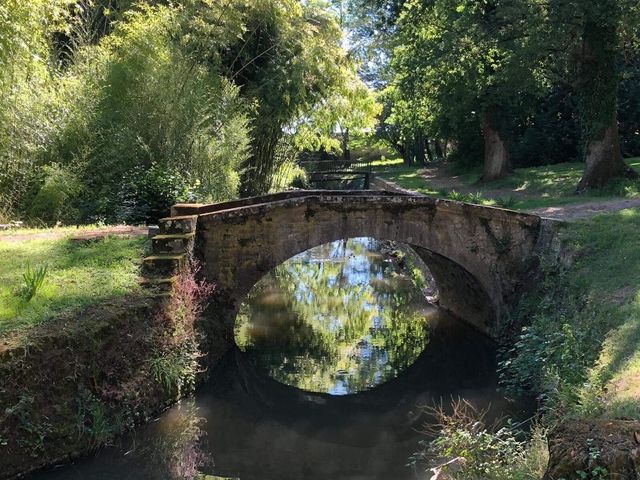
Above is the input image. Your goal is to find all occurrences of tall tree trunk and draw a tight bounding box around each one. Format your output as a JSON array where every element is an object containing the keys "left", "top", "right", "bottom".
[
  {"left": 576, "top": 18, "right": 637, "bottom": 191},
  {"left": 341, "top": 127, "right": 351, "bottom": 161},
  {"left": 578, "top": 112, "right": 635, "bottom": 190},
  {"left": 434, "top": 139, "right": 444, "bottom": 159},
  {"left": 482, "top": 105, "right": 512, "bottom": 181},
  {"left": 415, "top": 132, "right": 426, "bottom": 165},
  {"left": 425, "top": 140, "right": 434, "bottom": 163},
  {"left": 403, "top": 139, "right": 413, "bottom": 166}
]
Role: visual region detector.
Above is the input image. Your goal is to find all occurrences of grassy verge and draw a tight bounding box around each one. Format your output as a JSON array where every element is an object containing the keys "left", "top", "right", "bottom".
[
  {"left": 414, "top": 210, "right": 640, "bottom": 478},
  {"left": 374, "top": 158, "right": 640, "bottom": 211},
  {"left": 0, "top": 232, "right": 149, "bottom": 336},
  {"left": 501, "top": 208, "right": 640, "bottom": 420}
]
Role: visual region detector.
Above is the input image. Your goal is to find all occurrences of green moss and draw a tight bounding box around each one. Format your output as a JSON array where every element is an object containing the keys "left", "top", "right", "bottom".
[{"left": 0, "top": 233, "right": 149, "bottom": 335}]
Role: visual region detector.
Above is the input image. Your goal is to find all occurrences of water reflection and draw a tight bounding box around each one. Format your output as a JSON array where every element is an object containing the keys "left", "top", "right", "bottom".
[
  {"left": 235, "top": 238, "right": 434, "bottom": 395},
  {"left": 31, "top": 311, "right": 522, "bottom": 480}
]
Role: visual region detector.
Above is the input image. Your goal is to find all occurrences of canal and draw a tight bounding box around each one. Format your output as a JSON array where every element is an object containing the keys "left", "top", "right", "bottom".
[{"left": 31, "top": 238, "right": 530, "bottom": 480}]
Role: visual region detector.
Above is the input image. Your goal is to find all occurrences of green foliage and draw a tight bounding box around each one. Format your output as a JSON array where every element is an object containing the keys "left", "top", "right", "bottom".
[
  {"left": 1, "top": 0, "right": 361, "bottom": 221},
  {"left": 20, "top": 263, "right": 48, "bottom": 303},
  {"left": 383, "top": 0, "right": 547, "bottom": 168},
  {"left": 29, "top": 164, "right": 83, "bottom": 225},
  {"left": 410, "top": 400, "right": 548, "bottom": 480},
  {"left": 75, "top": 389, "right": 117, "bottom": 448},
  {"left": 0, "top": 0, "right": 73, "bottom": 220},
  {"left": 149, "top": 263, "right": 214, "bottom": 397},
  {"left": 4, "top": 394, "right": 54, "bottom": 457},
  {"left": 59, "top": 4, "right": 251, "bottom": 223},
  {"left": 293, "top": 65, "right": 382, "bottom": 155},
  {"left": 149, "top": 343, "right": 200, "bottom": 397},
  {"left": 203, "top": 0, "right": 353, "bottom": 195}
]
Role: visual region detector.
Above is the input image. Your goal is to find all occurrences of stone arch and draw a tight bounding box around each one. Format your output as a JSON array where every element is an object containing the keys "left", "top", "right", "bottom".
[{"left": 185, "top": 191, "right": 548, "bottom": 338}]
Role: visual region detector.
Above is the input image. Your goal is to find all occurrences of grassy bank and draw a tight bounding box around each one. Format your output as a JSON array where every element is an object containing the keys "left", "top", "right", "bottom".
[
  {"left": 375, "top": 158, "right": 640, "bottom": 211},
  {"left": 501, "top": 208, "right": 640, "bottom": 420},
  {"left": 0, "top": 262, "right": 217, "bottom": 478},
  {"left": 411, "top": 209, "right": 640, "bottom": 478},
  {"left": 0, "top": 231, "right": 149, "bottom": 336}
]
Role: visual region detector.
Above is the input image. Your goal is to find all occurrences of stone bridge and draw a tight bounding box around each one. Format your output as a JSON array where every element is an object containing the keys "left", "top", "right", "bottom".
[{"left": 145, "top": 190, "right": 558, "bottom": 339}]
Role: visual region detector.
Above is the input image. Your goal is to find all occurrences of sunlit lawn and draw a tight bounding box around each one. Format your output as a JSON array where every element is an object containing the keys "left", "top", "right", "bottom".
[
  {"left": 375, "top": 157, "right": 640, "bottom": 211},
  {"left": 0, "top": 233, "right": 149, "bottom": 336}
]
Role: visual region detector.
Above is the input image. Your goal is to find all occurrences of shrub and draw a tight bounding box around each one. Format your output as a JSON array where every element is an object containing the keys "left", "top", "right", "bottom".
[
  {"left": 149, "top": 262, "right": 215, "bottom": 397},
  {"left": 29, "top": 164, "right": 83, "bottom": 225},
  {"left": 20, "top": 263, "right": 48, "bottom": 302},
  {"left": 58, "top": 5, "right": 251, "bottom": 223},
  {"left": 0, "top": 1, "right": 70, "bottom": 221},
  {"left": 411, "top": 400, "right": 548, "bottom": 480}
]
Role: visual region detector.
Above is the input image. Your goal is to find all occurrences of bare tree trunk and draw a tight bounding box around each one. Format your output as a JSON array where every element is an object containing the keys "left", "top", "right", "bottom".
[
  {"left": 482, "top": 106, "right": 512, "bottom": 181},
  {"left": 577, "top": 112, "right": 637, "bottom": 190}
]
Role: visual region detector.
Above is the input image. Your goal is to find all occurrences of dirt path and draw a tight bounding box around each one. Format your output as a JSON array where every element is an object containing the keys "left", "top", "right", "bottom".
[
  {"left": 0, "top": 225, "right": 149, "bottom": 243},
  {"left": 529, "top": 199, "right": 640, "bottom": 221}
]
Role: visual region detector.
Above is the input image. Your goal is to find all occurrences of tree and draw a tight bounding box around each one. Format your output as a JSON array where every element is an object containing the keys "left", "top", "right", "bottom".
[
  {"left": 395, "top": 1, "right": 550, "bottom": 180},
  {"left": 205, "top": 0, "right": 350, "bottom": 196},
  {"left": 293, "top": 65, "right": 382, "bottom": 160},
  {"left": 0, "top": 0, "right": 72, "bottom": 220},
  {"left": 546, "top": 0, "right": 639, "bottom": 190}
]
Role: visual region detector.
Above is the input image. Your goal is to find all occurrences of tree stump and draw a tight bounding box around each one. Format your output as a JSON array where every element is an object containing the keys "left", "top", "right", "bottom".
[{"left": 544, "top": 420, "right": 640, "bottom": 479}]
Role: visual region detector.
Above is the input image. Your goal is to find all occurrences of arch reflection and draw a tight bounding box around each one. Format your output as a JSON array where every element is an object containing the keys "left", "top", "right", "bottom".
[{"left": 234, "top": 237, "right": 439, "bottom": 395}]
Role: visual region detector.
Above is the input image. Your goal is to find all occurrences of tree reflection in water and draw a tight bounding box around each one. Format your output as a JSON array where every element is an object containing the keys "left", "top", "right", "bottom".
[{"left": 235, "top": 237, "right": 436, "bottom": 394}]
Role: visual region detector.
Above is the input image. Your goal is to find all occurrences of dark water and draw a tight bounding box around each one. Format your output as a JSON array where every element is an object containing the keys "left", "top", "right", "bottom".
[{"left": 30, "top": 239, "right": 528, "bottom": 480}]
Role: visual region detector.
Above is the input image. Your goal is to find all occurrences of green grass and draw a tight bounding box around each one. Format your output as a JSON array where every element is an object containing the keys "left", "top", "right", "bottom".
[
  {"left": 576, "top": 211, "right": 640, "bottom": 417},
  {"left": 568, "top": 209, "right": 640, "bottom": 418},
  {"left": 502, "top": 208, "right": 640, "bottom": 420},
  {"left": 0, "top": 224, "right": 116, "bottom": 238},
  {"left": 0, "top": 234, "right": 149, "bottom": 336},
  {"left": 375, "top": 158, "right": 640, "bottom": 211}
]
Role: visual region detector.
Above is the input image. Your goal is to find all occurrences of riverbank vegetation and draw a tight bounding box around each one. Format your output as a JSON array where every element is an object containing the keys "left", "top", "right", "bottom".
[
  {"left": 0, "top": 263, "right": 214, "bottom": 478},
  {"left": 503, "top": 209, "right": 640, "bottom": 421},
  {"left": 405, "top": 209, "right": 640, "bottom": 478}
]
